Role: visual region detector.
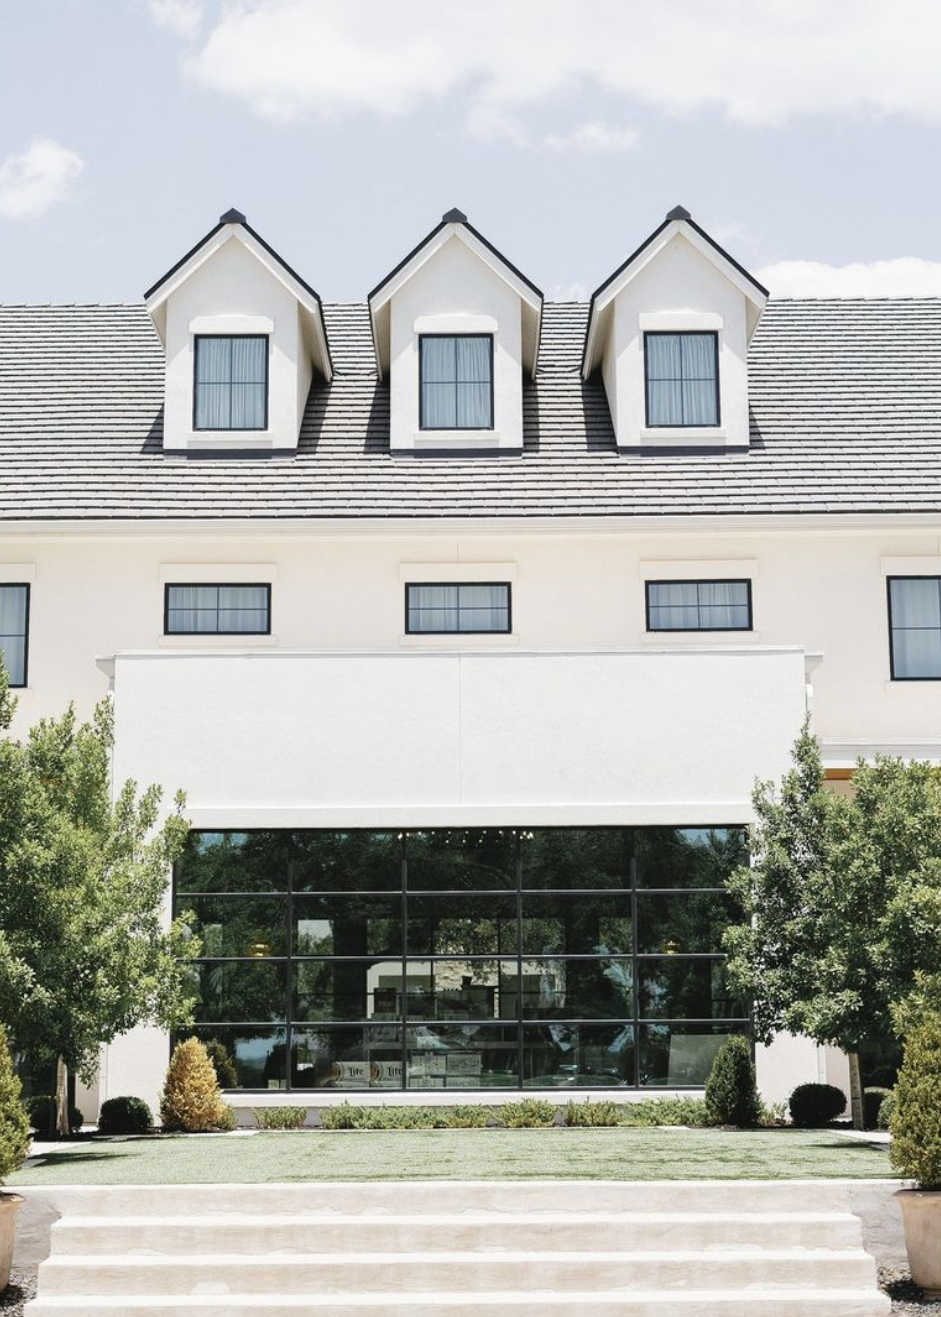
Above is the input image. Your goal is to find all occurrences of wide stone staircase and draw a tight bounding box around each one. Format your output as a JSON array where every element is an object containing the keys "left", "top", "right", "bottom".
[{"left": 25, "top": 1179, "right": 890, "bottom": 1315}]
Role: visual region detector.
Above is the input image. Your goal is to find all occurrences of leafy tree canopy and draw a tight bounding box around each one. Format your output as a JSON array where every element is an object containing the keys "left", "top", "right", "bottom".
[
  {"left": 725, "top": 721, "right": 941, "bottom": 1055},
  {"left": 0, "top": 662, "right": 198, "bottom": 1086}
]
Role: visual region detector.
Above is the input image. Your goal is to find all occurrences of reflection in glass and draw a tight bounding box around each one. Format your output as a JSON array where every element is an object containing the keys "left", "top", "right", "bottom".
[
  {"left": 522, "top": 1023, "right": 634, "bottom": 1087},
  {"left": 175, "top": 831, "right": 293, "bottom": 893},
  {"left": 520, "top": 892, "right": 631, "bottom": 955},
  {"left": 407, "top": 893, "right": 517, "bottom": 955},
  {"left": 181, "top": 1027, "right": 288, "bottom": 1089},
  {"left": 404, "top": 960, "right": 517, "bottom": 1020},
  {"left": 634, "top": 827, "right": 748, "bottom": 890},
  {"left": 293, "top": 894, "right": 402, "bottom": 956},
  {"left": 639, "top": 1023, "right": 748, "bottom": 1086},
  {"left": 521, "top": 828, "right": 632, "bottom": 889},
  {"left": 519, "top": 959, "right": 633, "bottom": 1019},
  {"left": 291, "top": 831, "right": 403, "bottom": 892},
  {"left": 405, "top": 830, "right": 516, "bottom": 890},
  {"left": 291, "top": 1025, "right": 403, "bottom": 1089},
  {"left": 636, "top": 891, "right": 738, "bottom": 955},
  {"left": 406, "top": 1023, "right": 519, "bottom": 1088},
  {"left": 293, "top": 960, "right": 404, "bottom": 1022},
  {"left": 178, "top": 895, "right": 288, "bottom": 958},
  {"left": 638, "top": 958, "right": 745, "bottom": 1020},
  {"left": 192, "top": 961, "right": 287, "bottom": 1023}
]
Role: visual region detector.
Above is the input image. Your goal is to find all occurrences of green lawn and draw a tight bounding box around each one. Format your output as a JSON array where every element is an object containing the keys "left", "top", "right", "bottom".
[{"left": 10, "top": 1128, "right": 893, "bottom": 1186}]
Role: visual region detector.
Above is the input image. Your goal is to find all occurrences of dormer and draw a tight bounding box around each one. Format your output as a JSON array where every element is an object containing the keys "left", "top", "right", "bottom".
[
  {"left": 583, "top": 206, "right": 767, "bottom": 452},
  {"left": 368, "top": 209, "right": 542, "bottom": 454},
  {"left": 145, "top": 209, "right": 332, "bottom": 454}
]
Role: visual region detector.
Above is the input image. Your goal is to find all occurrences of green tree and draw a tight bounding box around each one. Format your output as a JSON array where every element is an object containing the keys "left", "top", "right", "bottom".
[
  {"left": 0, "top": 662, "right": 199, "bottom": 1135},
  {"left": 724, "top": 722, "right": 941, "bottom": 1128}
]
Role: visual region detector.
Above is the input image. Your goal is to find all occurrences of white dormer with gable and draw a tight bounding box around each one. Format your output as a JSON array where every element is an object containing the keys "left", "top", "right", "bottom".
[
  {"left": 583, "top": 206, "right": 767, "bottom": 452},
  {"left": 369, "top": 209, "right": 542, "bottom": 454},
  {"left": 145, "top": 208, "right": 332, "bottom": 453}
]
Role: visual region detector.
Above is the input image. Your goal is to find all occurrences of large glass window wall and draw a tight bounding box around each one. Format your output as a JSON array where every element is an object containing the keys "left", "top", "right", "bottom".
[{"left": 173, "top": 826, "right": 748, "bottom": 1091}]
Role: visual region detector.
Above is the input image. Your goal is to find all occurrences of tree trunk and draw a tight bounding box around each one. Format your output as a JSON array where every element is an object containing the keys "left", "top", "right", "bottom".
[
  {"left": 55, "top": 1057, "right": 69, "bottom": 1138},
  {"left": 847, "top": 1050, "right": 864, "bottom": 1130}
]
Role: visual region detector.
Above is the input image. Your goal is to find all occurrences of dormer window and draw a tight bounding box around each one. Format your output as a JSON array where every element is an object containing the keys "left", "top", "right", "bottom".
[
  {"left": 419, "top": 334, "right": 493, "bottom": 430},
  {"left": 194, "top": 335, "right": 268, "bottom": 431},
  {"left": 644, "top": 332, "right": 719, "bottom": 428}
]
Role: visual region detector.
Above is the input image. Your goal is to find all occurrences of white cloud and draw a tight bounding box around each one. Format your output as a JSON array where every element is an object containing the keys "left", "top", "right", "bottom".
[
  {"left": 543, "top": 120, "right": 638, "bottom": 153},
  {"left": 0, "top": 139, "right": 84, "bottom": 221},
  {"left": 155, "top": 0, "right": 941, "bottom": 142},
  {"left": 148, "top": 0, "right": 203, "bottom": 40},
  {"left": 757, "top": 258, "right": 941, "bottom": 299}
]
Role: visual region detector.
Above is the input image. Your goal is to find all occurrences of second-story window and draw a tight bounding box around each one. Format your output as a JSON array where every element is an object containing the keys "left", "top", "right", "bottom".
[
  {"left": 0, "top": 584, "right": 29, "bottom": 686},
  {"left": 406, "top": 583, "right": 510, "bottom": 634},
  {"left": 194, "top": 335, "right": 268, "bottom": 431},
  {"left": 419, "top": 335, "right": 493, "bottom": 430},
  {"left": 165, "top": 584, "right": 271, "bottom": 635},
  {"left": 888, "top": 577, "right": 941, "bottom": 679},
  {"left": 645, "top": 332, "right": 719, "bottom": 428},
  {"left": 646, "top": 580, "right": 751, "bottom": 632}
]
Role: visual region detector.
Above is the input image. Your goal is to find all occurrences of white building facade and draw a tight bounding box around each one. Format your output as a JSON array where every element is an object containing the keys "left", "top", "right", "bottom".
[{"left": 2, "top": 206, "right": 938, "bottom": 1116}]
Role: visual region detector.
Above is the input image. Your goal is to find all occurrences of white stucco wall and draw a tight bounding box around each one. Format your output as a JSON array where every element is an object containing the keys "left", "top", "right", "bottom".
[{"left": 388, "top": 236, "right": 524, "bottom": 452}]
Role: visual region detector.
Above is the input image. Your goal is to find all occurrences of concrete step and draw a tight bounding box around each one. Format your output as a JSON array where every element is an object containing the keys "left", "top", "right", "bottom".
[
  {"left": 22, "top": 1287, "right": 893, "bottom": 1316},
  {"left": 24, "top": 1178, "right": 874, "bottom": 1218},
  {"left": 36, "top": 1248, "right": 879, "bottom": 1297},
  {"left": 49, "top": 1208, "right": 866, "bottom": 1256}
]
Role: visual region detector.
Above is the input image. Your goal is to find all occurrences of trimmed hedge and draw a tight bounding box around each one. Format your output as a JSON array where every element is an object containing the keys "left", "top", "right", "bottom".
[
  {"left": 254, "top": 1106, "right": 307, "bottom": 1130},
  {"left": 863, "top": 1086, "right": 892, "bottom": 1131},
  {"left": 0, "top": 1025, "right": 29, "bottom": 1182},
  {"left": 97, "top": 1096, "right": 153, "bottom": 1136},
  {"left": 160, "top": 1038, "right": 228, "bottom": 1133},
  {"left": 25, "top": 1094, "right": 84, "bottom": 1138},
  {"left": 705, "top": 1037, "right": 762, "bottom": 1127},
  {"left": 788, "top": 1083, "right": 847, "bottom": 1128},
  {"left": 890, "top": 1016, "right": 941, "bottom": 1188}
]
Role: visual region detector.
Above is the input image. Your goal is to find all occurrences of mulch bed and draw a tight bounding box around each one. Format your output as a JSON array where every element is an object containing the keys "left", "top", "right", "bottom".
[{"left": 882, "top": 1268, "right": 941, "bottom": 1312}]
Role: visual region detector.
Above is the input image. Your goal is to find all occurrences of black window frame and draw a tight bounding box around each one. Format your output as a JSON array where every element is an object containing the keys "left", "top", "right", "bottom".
[
  {"left": 405, "top": 582, "right": 512, "bottom": 636},
  {"left": 164, "top": 583, "right": 272, "bottom": 637},
  {"left": 645, "top": 579, "right": 753, "bottom": 634},
  {"left": 193, "top": 334, "right": 270, "bottom": 433},
  {"left": 0, "top": 583, "right": 30, "bottom": 688},
  {"left": 643, "top": 330, "right": 721, "bottom": 429},
  {"left": 887, "top": 575, "right": 941, "bottom": 681},
  {"left": 418, "top": 333, "right": 495, "bottom": 432}
]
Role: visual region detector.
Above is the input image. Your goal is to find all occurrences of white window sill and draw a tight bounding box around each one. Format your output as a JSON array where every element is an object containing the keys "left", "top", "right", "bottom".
[
  {"left": 158, "top": 633, "right": 279, "bottom": 648},
  {"left": 638, "top": 427, "right": 726, "bottom": 444},
  {"left": 399, "top": 634, "right": 520, "bottom": 649},
  {"left": 640, "top": 631, "right": 760, "bottom": 645}
]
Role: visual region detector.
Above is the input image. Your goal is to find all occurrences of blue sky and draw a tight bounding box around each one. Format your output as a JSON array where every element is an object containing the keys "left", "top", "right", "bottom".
[{"left": 3, "top": 0, "right": 941, "bottom": 304}]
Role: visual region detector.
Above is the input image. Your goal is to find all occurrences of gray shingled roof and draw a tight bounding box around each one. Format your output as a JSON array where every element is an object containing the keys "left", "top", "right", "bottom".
[{"left": 1, "top": 299, "right": 940, "bottom": 520}]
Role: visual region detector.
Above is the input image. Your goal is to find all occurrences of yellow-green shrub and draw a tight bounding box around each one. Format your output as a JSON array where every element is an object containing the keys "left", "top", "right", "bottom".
[{"left": 160, "top": 1039, "right": 227, "bottom": 1133}]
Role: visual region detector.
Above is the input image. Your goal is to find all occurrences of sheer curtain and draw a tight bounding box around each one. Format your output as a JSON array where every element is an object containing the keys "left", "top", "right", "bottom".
[
  {"left": 229, "top": 338, "right": 267, "bottom": 429},
  {"left": 0, "top": 585, "right": 26, "bottom": 684},
  {"left": 646, "top": 333, "right": 717, "bottom": 426},
  {"left": 421, "top": 337, "right": 492, "bottom": 429},
  {"left": 646, "top": 335, "right": 683, "bottom": 426},
  {"left": 456, "top": 337, "right": 492, "bottom": 428},
  {"left": 195, "top": 338, "right": 231, "bottom": 429},
  {"left": 681, "top": 334, "right": 718, "bottom": 425},
  {"left": 195, "top": 337, "right": 266, "bottom": 430},
  {"left": 421, "top": 339, "right": 457, "bottom": 428},
  {"left": 698, "top": 581, "right": 749, "bottom": 629}
]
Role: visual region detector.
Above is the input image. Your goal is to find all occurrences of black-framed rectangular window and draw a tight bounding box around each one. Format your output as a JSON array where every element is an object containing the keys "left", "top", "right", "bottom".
[
  {"left": 646, "top": 580, "right": 752, "bottom": 632},
  {"left": 419, "top": 334, "right": 493, "bottom": 430},
  {"left": 165, "top": 584, "right": 271, "bottom": 636},
  {"left": 0, "top": 584, "right": 29, "bottom": 687},
  {"left": 645, "top": 331, "right": 719, "bottom": 427},
  {"left": 194, "top": 335, "right": 268, "bottom": 431},
  {"left": 888, "top": 576, "right": 941, "bottom": 679},
  {"left": 406, "top": 583, "right": 510, "bottom": 635}
]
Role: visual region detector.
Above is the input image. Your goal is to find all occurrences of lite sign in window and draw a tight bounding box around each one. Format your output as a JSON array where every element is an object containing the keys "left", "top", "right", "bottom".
[
  {"left": 165, "top": 584, "right": 271, "bottom": 635},
  {"left": 888, "top": 576, "right": 941, "bottom": 679},
  {"left": 646, "top": 580, "right": 752, "bottom": 632},
  {"left": 0, "top": 584, "right": 29, "bottom": 686},
  {"left": 405, "top": 583, "right": 511, "bottom": 634},
  {"left": 194, "top": 335, "right": 268, "bottom": 430},
  {"left": 419, "top": 335, "right": 493, "bottom": 430},
  {"left": 645, "top": 332, "right": 719, "bottom": 428}
]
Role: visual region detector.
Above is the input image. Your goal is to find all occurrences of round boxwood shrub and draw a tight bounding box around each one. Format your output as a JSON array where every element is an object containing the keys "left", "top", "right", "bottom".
[
  {"left": 97, "top": 1096, "right": 153, "bottom": 1136},
  {"left": 704, "top": 1036, "right": 762, "bottom": 1127},
  {"left": 25, "top": 1095, "right": 84, "bottom": 1138},
  {"left": 890, "top": 1016, "right": 941, "bottom": 1188},
  {"left": 0, "top": 1026, "right": 29, "bottom": 1182},
  {"left": 788, "top": 1083, "right": 847, "bottom": 1128},
  {"left": 863, "top": 1086, "right": 892, "bottom": 1131},
  {"left": 877, "top": 1090, "right": 896, "bottom": 1131}
]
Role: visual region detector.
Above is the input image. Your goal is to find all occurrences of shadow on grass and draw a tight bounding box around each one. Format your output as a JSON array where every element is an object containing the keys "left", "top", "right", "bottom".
[{"left": 25, "top": 1149, "right": 133, "bottom": 1170}]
